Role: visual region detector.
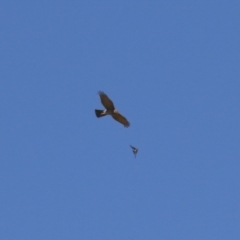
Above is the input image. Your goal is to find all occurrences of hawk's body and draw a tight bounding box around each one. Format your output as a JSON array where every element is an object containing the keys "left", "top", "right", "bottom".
[{"left": 95, "top": 91, "right": 130, "bottom": 127}]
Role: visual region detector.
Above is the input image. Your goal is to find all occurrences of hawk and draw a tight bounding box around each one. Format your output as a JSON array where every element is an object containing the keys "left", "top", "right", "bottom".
[
  {"left": 130, "top": 145, "right": 138, "bottom": 158},
  {"left": 95, "top": 91, "right": 130, "bottom": 127}
]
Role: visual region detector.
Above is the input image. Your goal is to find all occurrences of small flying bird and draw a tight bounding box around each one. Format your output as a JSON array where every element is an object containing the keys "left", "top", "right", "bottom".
[
  {"left": 130, "top": 145, "right": 138, "bottom": 158},
  {"left": 95, "top": 91, "right": 130, "bottom": 127}
]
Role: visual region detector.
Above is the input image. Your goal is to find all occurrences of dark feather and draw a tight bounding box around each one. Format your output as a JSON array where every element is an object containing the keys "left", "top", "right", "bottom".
[{"left": 98, "top": 91, "right": 115, "bottom": 110}]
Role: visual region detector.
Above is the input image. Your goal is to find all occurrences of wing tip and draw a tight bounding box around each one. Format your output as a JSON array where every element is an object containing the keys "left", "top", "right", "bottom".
[
  {"left": 98, "top": 91, "right": 105, "bottom": 96},
  {"left": 124, "top": 122, "right": 130, "bottom": 128}
]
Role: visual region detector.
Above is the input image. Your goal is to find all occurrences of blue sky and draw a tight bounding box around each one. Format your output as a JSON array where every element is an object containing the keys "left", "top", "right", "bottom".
[{"left": 1, "top": 1, "right": 240, "bottom": 239}]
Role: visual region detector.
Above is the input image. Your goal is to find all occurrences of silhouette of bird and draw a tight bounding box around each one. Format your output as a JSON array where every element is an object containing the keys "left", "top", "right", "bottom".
[
  {"left": 95, "top": 91, "right": 130, "bottom": 127},
  {"left": 130, "top": 145, "right": 138, "bottom": 158}
]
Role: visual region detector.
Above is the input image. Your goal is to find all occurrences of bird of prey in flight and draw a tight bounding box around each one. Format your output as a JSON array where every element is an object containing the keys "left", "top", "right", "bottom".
[
  {"left": 130, "top": 145, "right": 138, "bottom": 158},
  {"left": 95, "top": 91, "right": 130, "bottom": 127}
]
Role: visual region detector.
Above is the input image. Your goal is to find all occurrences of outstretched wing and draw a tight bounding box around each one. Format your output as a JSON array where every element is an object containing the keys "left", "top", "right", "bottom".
[
  {"left": 112, "top": 112, "right": 130, "bottom": 127},
  {"left": 130, "top": 145, "right": 136, "bottom": 150},
  {"left": 98, "top": 91, "right": 115, "bottom": 110}
]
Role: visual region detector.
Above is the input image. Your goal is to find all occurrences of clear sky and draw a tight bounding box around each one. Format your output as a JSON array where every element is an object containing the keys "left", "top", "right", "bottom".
[{"left": 1, "top": 1, "right": 240, "bottom": 239}]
